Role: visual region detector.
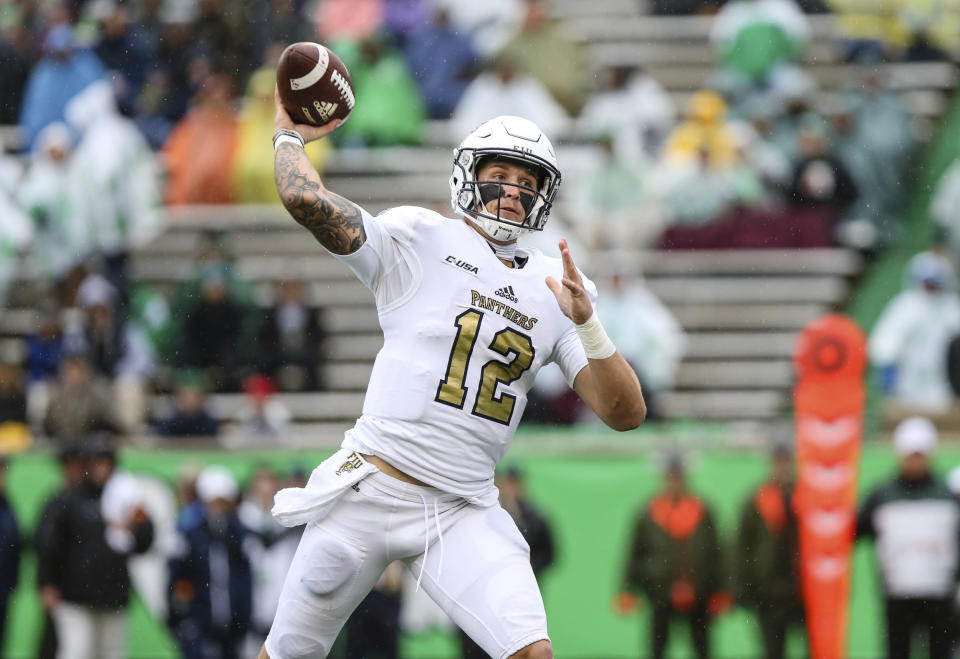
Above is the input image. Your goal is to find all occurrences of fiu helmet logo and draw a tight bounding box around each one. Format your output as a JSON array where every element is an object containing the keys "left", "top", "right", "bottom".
[{"left": 336, "top": 452, "right": 363, "bottom": 475}]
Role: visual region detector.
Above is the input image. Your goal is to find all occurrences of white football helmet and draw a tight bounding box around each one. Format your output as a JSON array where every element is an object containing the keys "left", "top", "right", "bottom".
[{"left": 449, "top": 115, "right": 561, "bottom": 242}]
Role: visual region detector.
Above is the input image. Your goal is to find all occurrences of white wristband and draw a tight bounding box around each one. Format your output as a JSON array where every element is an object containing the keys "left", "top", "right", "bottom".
[
  {"left": 575, "top": 312, "right": 617, "bottom": 360},
  {"left": 273, "top": 133, "right": 304, "bottom": 151}
]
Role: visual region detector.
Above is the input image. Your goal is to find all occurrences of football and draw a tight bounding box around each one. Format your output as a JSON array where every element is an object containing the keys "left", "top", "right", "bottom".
[{"left": 276, "top": 42, "right": 355, "bottom": 127}]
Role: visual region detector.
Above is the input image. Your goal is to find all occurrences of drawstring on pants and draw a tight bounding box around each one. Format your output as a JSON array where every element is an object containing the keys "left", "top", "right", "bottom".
[
  {"left": 415, "top": 495, "right": 445, "bottom": 592},
  {"left": 434, "top": 500, "right": 445, "bottom": 582}
]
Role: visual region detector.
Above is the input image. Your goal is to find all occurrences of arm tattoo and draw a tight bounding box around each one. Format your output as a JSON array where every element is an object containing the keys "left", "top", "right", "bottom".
[{"left": 274, "top": 143, "right": 366, "bottom": 255}]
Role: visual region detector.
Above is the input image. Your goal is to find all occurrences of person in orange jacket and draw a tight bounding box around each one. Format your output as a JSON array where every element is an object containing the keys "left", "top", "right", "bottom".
[
  {"left": 736, "top": 444, "right": 805, "bottom": 659},
  {"left": 615, "top": 453, "right": 732, "bottom": 659}
]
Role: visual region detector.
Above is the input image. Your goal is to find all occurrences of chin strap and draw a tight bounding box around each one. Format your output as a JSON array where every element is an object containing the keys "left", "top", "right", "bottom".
[
  {"left": 486, "top": 237, "right": 517, "bottom": 264},
  {"left": 470, "top": 212, "right": 520, "bottom": 263}
]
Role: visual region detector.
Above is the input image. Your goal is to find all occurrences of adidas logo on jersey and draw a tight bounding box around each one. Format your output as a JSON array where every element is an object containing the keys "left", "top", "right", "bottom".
[{"left": 495, "top": 285, "right": 518, "bottom": 302}]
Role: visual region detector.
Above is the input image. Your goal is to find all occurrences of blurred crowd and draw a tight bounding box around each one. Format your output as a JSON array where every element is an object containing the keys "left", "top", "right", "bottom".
[
  {"left": 0, "top": 0, "right": 953, "bottom": 445},
  {"left": 0, "top": 0, "right": 959, "bottom": 657},
  {"left": 1, "top": 440, "right": 312, "bottom": 659},
  {"left": 0, "top": 0, "right": 946, "bottom": 247},
  {"left": 5, "top": 415, "right": 960, "bottom": 658},
  {"left": 0, "top": 225, "right": 330, "bottom": 454},
  {"left": 0, "top": 448, "right": 555, "bottom": 659}
]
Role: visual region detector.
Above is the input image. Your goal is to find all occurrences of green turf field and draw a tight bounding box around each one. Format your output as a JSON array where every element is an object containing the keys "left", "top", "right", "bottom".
[{"left": 1, "top": 432, "right": 954, "bottom": 658}]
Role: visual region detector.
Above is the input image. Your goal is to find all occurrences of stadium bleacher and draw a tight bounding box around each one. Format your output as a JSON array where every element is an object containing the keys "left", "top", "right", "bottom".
[
  {"left": 1, "top": 6, "right": 956, "bottom": 445},
  {"left": 6, "top": 218, "right": 864, "bottom": 437}
]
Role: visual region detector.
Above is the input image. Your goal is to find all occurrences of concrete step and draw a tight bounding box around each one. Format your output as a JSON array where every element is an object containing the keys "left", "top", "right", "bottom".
[
  {"left": 131, "top": 255, "right": 356, "bottom": 283},
  {"left": 153, "top": 391, "right": 366, "bottom": 422},
  {"left": 321, "top": 330, "right": 802, "bottom": 362},
  {"left": 684, "top": 331, "right": 798, "bottom": 359},
  {"left": 637, "top": 248, "right": 862, "bottom": 277},
  {"left": 675, "top": 359, "right": 794, "bottom": 389},
  {"left": 151, "top": 384, "right": 787, "bottom": 425},
  {"left": 140, "top": 228, "right": 861, "bottom": 272},
  {"left": 623, "top": 61, "right": 957, "bottom": 92},
  {"left": 324, "top": 361, "right": 375, "bottom": 390},
  {"left": 136, "top": 237, "right": 861, "bottom": 277},
  {"left": 669, "top": 303, "right": 829, "bottom": 330},
  {"left": 658, "top": 389, "right": 786, "bottom": 419},
  {"left": 646, "top": 276, "right": 847, "bottom": 305}
]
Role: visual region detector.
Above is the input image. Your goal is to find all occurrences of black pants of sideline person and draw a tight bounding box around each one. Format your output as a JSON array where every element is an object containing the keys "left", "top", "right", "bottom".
[
  {"left": 756, "top": 600, "right": 806, "bottom": 659},
  {"left": 885, "top": 597, "right": 953, "bottom": 659},
  {"left": 651, "top": 603, "right": 710, "bottom": 659},
  {"left": 345, "top": 589, "right": 401, "bottom": 659}
]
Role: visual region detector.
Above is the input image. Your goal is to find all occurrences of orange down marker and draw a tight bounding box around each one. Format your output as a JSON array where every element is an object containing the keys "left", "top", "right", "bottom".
[{"left": 792, "top": 314, "right": 866, "bottom": 659}]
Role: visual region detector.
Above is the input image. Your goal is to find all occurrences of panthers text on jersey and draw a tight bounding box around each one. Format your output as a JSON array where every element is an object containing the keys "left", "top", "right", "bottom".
[{"left": 331, "top": 206, "right": 596, "bottom": 506}]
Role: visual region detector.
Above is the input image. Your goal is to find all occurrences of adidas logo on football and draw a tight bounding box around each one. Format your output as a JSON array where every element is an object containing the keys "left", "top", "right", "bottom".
[
  {"left": 313, "top": 100, "right": 339, "bottom": 122},
  {"left": 495, "top": 285, "right": 518, "bottom": 302}
]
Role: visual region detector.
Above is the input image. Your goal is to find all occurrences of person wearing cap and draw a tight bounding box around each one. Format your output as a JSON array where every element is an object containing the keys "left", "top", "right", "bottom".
[
  {"left": 736, "top": 442, "right": 806, "bottom": 659},
  {"left": 36, "top": 439, "right": 154, "bottom": 659},
  {"left": 70, "top": 273, "right": 155, "bottom": 433},
  {"left": 856, "top": 416, "right": 960, "bottom": 659},
  {"left": 869, "top": 251, "right": 960, "bottom": 413},
  {"left": 167, "top": 465, "right": 252, "bottom": 659},
  {"left": 0, "top": 454, "right": 20, "bottom": 656},
  {"left": 615, "top": 453, "right": 731, "bottom": 659}
]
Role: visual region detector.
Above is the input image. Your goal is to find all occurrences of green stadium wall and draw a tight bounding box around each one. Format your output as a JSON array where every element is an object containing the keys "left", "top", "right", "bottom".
[{"left": 3, "top": 432, "right": 958, "bottom": 659}]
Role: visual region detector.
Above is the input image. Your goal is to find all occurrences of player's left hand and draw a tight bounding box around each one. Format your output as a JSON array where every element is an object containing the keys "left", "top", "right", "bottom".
[{"left": 546, "top": 238, "right": 593, "bottom": 325}]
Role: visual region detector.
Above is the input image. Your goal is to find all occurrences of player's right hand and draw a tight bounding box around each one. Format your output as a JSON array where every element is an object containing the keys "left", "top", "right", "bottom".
[
  {"left": 274, "top": 86, "right": 340, "bottom": 144},
  {"left": 612, "top": 591, "right": 639, "bottom": 615}
]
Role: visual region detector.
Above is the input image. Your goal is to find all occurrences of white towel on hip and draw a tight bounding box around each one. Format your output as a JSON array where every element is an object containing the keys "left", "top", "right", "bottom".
[{"left": 271, "top": 449, "right": 378, "bottom": 527}]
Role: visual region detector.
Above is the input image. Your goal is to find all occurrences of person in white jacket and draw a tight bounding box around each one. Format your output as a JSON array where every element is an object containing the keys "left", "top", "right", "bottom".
[
  {"left": 65, "top": 81, "right": 165, "bottom": 300},
  {"left": 0, "top": 152, "right": 32, "bottom": 309},
  {"left": 869, "top": 252, "right": 960, "bottom": 413},
  {"left": 451, "top": 55, "right": 567, "bottom": 145},
  {"left": 18, "top": 122, "right": 91, "bottom": 286}
]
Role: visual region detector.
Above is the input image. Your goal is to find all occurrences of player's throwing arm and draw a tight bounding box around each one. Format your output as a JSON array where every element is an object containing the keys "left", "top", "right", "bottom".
[{"left": 272, "top": 44, "right": 363, "bottom": 256}]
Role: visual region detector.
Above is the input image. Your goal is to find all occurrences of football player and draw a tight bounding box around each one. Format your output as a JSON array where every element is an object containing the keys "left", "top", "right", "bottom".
[{"left": 262, "top": 88, "right": 646, "bottom": 659}]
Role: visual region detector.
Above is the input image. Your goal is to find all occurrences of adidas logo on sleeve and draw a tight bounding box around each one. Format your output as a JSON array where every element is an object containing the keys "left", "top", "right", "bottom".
[{"left": 494, "top": 285, "right": 518, "bottom": 302}]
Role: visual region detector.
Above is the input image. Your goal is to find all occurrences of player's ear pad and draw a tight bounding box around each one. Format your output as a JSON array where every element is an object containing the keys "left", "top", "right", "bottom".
[{"left": 477, "top": 183, "right": 536, "bottom": 217}]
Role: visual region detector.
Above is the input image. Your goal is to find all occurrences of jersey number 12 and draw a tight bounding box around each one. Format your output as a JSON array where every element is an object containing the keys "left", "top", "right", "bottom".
[{"left": 435, "top": 310, "right": 535, "bottom": 425}]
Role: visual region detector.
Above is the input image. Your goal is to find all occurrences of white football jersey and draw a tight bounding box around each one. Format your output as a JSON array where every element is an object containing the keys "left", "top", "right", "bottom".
[{"left": 333, "top": 206, "right": 593, "bottom": 505}]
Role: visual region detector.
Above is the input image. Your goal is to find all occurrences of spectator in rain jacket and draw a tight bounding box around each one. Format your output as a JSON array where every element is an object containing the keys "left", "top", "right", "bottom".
[
  {"left": 737, "top": 444, "right": 806, "bottom": 659},
  {"left": 616, "top": 454, "right": 731, "bottom": 659}
]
